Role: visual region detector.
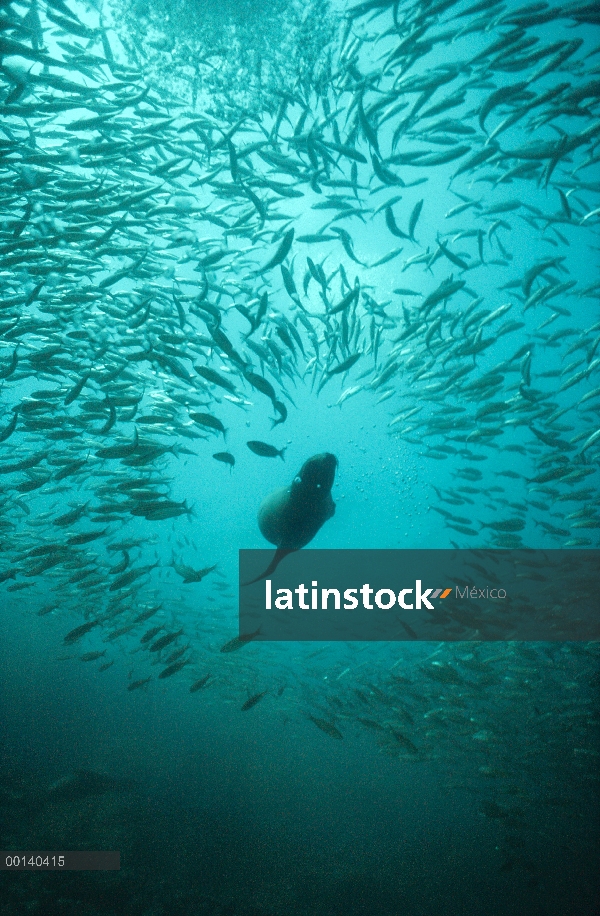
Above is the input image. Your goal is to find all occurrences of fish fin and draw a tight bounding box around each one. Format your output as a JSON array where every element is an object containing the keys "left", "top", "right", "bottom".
[{"left": 241, "top": 547, "right": 296, "bottom": 586}]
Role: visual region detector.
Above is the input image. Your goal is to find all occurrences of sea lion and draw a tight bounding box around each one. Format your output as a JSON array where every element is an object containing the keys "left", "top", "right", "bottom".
[{"left": 242, "top": 452, "right": 338, "bottom": 585}]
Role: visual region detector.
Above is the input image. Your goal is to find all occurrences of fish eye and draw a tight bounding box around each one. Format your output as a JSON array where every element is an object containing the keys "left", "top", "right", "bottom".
[
  {"left": 316, "top": 483, "right": 321, "bottom": 488},
  {"left": 294, "top": 476, "right": 302, "bottom": 484}
]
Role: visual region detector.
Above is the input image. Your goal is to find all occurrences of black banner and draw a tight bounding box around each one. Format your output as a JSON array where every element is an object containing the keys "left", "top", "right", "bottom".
[{"left": 239, "top": 549, "right": 600, "bottom": 641}]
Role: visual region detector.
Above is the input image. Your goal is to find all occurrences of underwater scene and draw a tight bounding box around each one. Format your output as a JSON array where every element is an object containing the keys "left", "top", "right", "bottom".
[{"left": 0, "top": 0, "right": 599, "bottom": 913}]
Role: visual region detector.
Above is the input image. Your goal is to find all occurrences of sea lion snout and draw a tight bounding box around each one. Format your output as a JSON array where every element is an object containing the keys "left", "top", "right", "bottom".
[{"left": 295, "top": 452, "right": 337, "bottom": 494}]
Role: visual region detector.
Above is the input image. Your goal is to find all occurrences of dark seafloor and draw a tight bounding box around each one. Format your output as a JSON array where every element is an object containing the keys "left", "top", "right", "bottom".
[{"left": 0, "top": 0, "right": 599, "bottom": 913}]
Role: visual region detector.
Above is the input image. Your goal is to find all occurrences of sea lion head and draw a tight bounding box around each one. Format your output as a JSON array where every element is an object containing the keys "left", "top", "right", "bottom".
[{"left": 292, "top": 452, "right": 337, "bottom": 497}]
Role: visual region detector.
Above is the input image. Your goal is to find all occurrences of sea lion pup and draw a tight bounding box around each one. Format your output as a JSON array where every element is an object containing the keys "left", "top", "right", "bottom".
[{"left": 242, "top": 452, "right": 338, "bottom": 586}]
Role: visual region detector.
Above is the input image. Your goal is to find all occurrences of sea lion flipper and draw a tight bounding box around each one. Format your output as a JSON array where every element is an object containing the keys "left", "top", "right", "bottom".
[{"left": 241, "top": 547, "right": 296, "bottom": 586}]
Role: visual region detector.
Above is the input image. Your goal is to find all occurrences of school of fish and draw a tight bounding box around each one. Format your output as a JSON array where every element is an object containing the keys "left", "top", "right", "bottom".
[{"left": 0, "top": 0, "right": 599, "bottom": 868}]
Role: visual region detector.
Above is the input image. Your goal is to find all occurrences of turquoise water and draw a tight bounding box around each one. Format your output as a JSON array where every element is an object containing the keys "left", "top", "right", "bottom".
[{"left": 0, "top": 0, "right": 599, "bottom": 913}]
